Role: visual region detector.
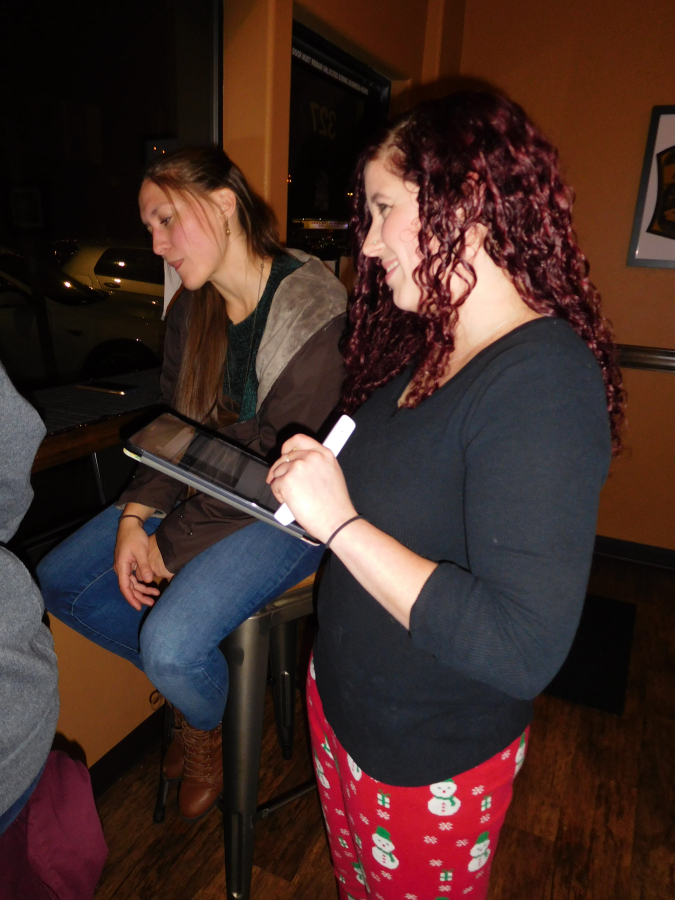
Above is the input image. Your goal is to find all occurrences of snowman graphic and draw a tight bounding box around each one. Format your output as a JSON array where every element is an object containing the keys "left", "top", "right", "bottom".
[
  {"left": 321, "top": 734, "right": 334, "bottom": 759},
  {"left": 371, "top": 826, "right": 400, "bottom": 869},
  {"left": 515, "top": 734, "right": 526, "bottom": 775},
  {"left": 352, "top": 861, "right": 367, "bottom": 885},
  {"left": 428, "top": 779, "right": 461, "bottom": 816},
  {"left": 313, "top": 751, "right": 330, "bottom": 789},
  {"left": 347, "top": 753, "right": 362, "bottom": 780},
  {"left": 467, "top": 832, "right": 491, "bottom": 871}
]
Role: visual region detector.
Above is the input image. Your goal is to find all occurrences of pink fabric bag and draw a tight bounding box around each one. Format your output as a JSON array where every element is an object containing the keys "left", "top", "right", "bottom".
[{"left": 0, "top": 751, "right": 108, "bottom": 900}]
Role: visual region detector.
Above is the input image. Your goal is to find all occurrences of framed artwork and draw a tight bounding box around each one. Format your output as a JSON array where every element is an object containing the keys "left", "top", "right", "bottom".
[{"left": 627, "top": 106, "right": 675, "bottom": 268}]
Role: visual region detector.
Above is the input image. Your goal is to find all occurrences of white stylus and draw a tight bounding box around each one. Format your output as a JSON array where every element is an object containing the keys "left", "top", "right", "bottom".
[{"left": 273, "top": 414, "right": 356, "bottom": 527}]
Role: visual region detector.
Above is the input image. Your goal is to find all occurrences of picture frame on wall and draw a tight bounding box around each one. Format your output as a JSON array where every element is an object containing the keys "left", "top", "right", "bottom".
[{"left": 627, "top": 105, "right": 675, "bottom": 268}]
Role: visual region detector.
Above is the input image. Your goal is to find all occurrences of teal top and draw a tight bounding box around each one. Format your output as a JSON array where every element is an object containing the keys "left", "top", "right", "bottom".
[{"left": 224, "top": 253, "right": 303, "bottom": 422}]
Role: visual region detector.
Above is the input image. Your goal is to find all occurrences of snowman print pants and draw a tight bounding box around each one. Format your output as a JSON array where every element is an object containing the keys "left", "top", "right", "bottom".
[{"left": 307, "top": 658, "right": 528, "bottom": 900}]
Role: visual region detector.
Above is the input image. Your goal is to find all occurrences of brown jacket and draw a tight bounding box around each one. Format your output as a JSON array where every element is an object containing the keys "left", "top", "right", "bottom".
[{"left": 118, "top": 253, "right": 347, "bottom": 572}]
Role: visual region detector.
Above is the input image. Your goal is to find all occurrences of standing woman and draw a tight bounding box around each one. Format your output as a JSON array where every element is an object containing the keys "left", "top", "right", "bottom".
[
  {"left": 39, "top": 147, "right": 347, "bottom": 820},
  {"left": 268, "top": 92, "right": 623, "bottom": 899}
]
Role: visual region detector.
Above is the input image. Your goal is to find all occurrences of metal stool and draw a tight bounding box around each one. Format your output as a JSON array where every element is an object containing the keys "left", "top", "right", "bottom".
[{"left": 153, "top": 575, "right": 316, "bottom": 900}]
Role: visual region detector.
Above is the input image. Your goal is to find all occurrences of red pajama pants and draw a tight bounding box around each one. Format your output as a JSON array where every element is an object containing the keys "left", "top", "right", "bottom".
[{"left": 307, "top": 657, "right": 528, "bottom": 900}]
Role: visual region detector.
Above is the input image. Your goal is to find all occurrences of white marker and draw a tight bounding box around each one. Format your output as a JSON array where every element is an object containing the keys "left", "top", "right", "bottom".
[{"left": 274, "top": 415, "right": 356, "bottom": 527}]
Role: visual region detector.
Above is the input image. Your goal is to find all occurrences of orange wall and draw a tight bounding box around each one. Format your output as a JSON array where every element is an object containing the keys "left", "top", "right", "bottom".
[
  {"left": 222, "top": 0, "right": 294, "bottom": 237},
  {"left": 294, "top": 0, "right": 428, "bottom": 80},
  {"left": 461, "top": 0, "right": 675, "bottom": 549}
]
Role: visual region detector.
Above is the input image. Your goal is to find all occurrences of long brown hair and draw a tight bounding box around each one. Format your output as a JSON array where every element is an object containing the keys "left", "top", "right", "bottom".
[
  {"left": 343, "top": 92, "right": 625, "bottom": 454},
  {"left": 144, "top": 147, "right": 284, "bottom": 424}
]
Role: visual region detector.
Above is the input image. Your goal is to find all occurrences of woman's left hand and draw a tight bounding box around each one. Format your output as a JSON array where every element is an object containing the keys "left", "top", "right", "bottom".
[
  {"left": 144, "top": 533, "right": 174, "bottom": 584},
  {"left": 267, "top": 433, "right": 356, "bottom": 543}
]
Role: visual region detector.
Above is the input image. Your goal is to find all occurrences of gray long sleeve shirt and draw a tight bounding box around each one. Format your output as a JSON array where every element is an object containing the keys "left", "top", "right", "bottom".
[{"left": 0, "top": 363, "right": 59, "bottom": 816}]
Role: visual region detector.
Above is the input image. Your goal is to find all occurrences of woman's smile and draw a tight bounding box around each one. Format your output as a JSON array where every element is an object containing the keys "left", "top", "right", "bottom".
[{"left": 383, "top": 259, "right": 400, "bottom": 280}]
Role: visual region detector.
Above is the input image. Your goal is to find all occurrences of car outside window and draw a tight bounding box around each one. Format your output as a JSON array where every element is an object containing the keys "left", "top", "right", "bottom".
[
  {"left": 0, "top": 253, "right": 30, "bottom": 283},
  {"left": 94, "top": 248, "right": 164, "bottom": 286}
]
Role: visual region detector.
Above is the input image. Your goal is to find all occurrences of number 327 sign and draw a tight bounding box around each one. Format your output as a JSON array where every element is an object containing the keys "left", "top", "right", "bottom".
[{"left": 310, "top": 102, "right": 336, "bottom": 140}]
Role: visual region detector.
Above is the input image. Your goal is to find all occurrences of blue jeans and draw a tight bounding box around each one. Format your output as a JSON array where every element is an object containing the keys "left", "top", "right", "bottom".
[
  {"left": 0, "top": 765, "right": 44, "bottom": 836},
  {"left": 38, "top": 505, "right": 323, "bottom": 730}
]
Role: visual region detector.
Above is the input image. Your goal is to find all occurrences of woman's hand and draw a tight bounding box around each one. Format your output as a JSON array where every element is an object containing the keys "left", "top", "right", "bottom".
[
  {"left": 147, "top": 534, "right": 174, "bottom": 583},
  {"left": 268, "top": 434, "right": 437, "bottom": 632},
  {"left": 114, "top": 508, "right": 164, "bottom": 610},
  {"left": 267, "top": 433, "right": 357, "bottom": 543}
]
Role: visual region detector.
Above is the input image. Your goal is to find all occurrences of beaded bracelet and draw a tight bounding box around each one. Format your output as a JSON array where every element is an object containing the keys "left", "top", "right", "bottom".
[{"left": 324, "top": 515, "right": 365, "bottom": 548}]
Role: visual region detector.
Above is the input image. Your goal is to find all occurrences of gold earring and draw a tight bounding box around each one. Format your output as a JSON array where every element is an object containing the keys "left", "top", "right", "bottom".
[{"left": 225, "top": 217, "right": 231, "bottom": 236}]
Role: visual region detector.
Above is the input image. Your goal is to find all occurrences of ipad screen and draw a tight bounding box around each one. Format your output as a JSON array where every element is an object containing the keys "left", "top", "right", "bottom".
[{"left": 129, "top": 414, "right": 279, "bottom": 512}]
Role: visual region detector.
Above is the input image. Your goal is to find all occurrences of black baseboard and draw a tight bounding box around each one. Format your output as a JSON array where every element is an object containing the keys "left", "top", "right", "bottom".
[
  {"left": 544, "top": 594, "right": 636, "bottom": 715},
  {"left": 594, "top": 536, "right": 675, "bottom": 571},
  {"left": 89, "top": 706, "right": 164, "bottom": 799}
]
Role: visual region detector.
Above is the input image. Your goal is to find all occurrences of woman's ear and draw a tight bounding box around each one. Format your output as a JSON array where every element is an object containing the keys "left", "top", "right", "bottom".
[
  {"left": 462, "top": 171, "right": 486, "bottom": 205},
  {"left": 213, "top": 187, "right": 237, "bottom": 221}
]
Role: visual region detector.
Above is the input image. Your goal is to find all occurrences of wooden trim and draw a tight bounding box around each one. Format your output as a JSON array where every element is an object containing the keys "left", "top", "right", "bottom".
[
  {"left": 595, "top": 536, "right": 675, "bottom": 571},
  {"left": 618, "top": 344, "right": 675, "bottom": 373},
  {"left": 32, "top": 406, "right": 156, "bottom": 472}
]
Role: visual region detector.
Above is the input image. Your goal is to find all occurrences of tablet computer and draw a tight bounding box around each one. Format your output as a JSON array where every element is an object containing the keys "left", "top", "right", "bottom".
[{"left": 124, "top": 413, "right": 319, "bottom": 543}]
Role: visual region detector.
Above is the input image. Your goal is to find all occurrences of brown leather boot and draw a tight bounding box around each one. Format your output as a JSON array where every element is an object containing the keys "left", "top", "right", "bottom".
[
  {"left": 178, "top": 720, "right": 223, "bottom": 820},
  {"left": 162, "top": 706, "right": 185, "bottom": 781}
]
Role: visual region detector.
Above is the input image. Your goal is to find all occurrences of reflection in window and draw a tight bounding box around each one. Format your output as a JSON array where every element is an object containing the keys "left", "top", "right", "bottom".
[{"left": 0, "top": 0, "right": 221, "bottom": 389}]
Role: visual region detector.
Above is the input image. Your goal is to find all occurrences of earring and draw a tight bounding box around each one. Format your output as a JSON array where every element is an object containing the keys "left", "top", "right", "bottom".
[{"left": 225, "top": 217, "right": 231, "bottom": 236}]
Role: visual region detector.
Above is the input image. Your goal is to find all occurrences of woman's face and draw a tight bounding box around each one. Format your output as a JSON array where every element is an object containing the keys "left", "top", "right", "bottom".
[
  {"left": 362, "top": 158, "right": 423, "bottom": 313},
  {"left": 139, "top": 180, "right": 228, "bottom": 291}
]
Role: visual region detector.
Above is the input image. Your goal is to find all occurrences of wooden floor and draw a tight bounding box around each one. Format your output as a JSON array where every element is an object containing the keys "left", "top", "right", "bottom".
[{"left": 94, "top": 556, "right": 675, "bottom": 899}]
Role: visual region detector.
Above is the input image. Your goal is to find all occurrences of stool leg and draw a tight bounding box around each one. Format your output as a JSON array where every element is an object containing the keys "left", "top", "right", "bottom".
[
  {"left": 269, "top": 620, "right": 298, "bottom": 760},
  {"left": 221, "top": 617, "right": 271, "bottom": 900},
  {"left": 153, "top": 702, "right": 174, "bottom": 824}
]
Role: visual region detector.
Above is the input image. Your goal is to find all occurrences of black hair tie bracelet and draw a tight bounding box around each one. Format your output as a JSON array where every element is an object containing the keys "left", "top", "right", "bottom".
[{"left": 324, "top": 515, "right": 365, "bottom": 548}]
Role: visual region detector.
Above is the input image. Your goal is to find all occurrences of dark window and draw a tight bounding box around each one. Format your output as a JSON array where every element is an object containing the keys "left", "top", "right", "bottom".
[
  {"left": 94, "top": 248, "right": 164, "bottom": 285},
  {"left": 0, "top": 0, "right": 221, "bottom": 388},
  {"left": 0, "top": 254, "right": 100, "bottom": 305},
  {"left": 0, "top": 277, "right": 30, "bottom": 307},
  {"left": 287, "top": 23, "right": 390, "bottom": 260},
  {"left": 0, "top": 253, "right": 30, "bottom": 283}
]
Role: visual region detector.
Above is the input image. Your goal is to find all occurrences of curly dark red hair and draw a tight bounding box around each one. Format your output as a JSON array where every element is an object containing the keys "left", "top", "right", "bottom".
[{"left": 342, "top": 90, "right": 624, "bottom": 454}]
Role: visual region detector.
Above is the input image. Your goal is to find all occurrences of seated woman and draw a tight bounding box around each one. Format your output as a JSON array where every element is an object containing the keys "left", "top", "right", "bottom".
[
  {"left": 267, "top": 91, "right": 623, "bottom": 898},
  {"left": 38, "top": 147, "right": 346, "bottom": 821}
]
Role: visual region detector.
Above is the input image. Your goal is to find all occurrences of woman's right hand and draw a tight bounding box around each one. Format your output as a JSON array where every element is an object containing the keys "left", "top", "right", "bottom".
[{"left": 114, "top": 507, "right": 161, "bottom": 611}]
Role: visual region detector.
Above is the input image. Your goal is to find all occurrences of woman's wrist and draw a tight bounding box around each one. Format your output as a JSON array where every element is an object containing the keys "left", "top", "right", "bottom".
[
  {"left": 314, "top": 504, "right": 359, "bottom": 545},
  {"left": 118, "top": 503, "right": 154, "bottom": 529},
  {"left": 324, "top": 515, "right": 365, "bottom": 548}
]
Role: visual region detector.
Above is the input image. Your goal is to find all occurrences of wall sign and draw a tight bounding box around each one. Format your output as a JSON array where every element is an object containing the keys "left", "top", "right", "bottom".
[{"left": 628, "top": 106, "right": 675, "bottom": 269}]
